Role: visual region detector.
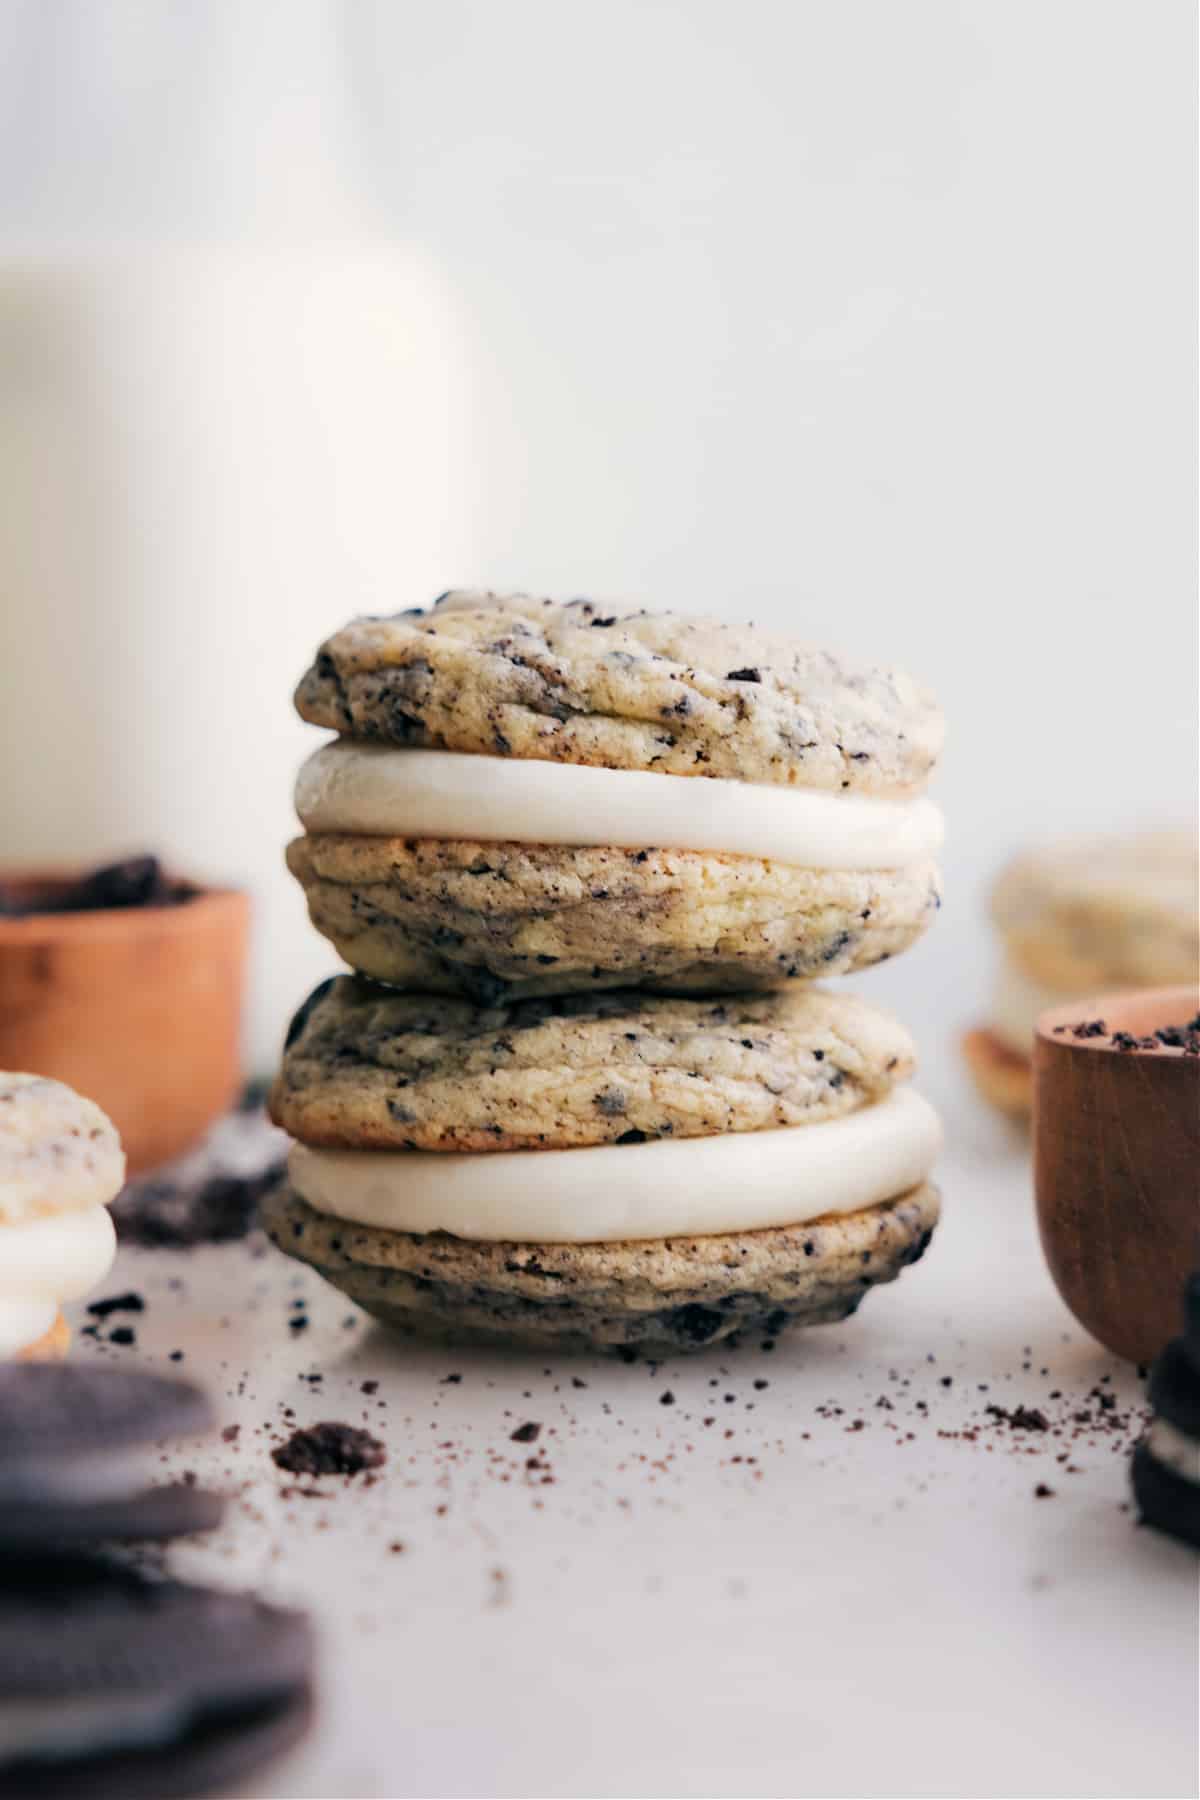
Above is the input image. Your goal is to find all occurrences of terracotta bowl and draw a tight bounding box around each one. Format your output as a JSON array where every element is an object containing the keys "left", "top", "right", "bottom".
[
  {"left": 1033, "top": 985, "right": 1200, "bottom": 1365},
  {"left": 0, "top": 872, "right": 249, "bottom": 1177}
]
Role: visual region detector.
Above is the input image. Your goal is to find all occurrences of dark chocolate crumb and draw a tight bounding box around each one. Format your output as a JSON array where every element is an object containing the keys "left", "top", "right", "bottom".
[
  {"left": 272, "top": 1422, "right": 386, "bottom": 1477},
  {"left": 86, "top": 1292, "right": 145, "bottom": 1319}
]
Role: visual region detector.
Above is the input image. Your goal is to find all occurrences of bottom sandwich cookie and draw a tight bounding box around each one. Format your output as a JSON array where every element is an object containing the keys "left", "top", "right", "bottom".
[{"left": 267, "top": 978, "right": 943, "bottom": 1353}]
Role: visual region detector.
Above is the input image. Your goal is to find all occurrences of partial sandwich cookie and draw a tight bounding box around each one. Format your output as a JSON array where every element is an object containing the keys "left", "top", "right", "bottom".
[
  {"left": 966, "top": 833, "right": 1199, "bottom": 1116},
  {"left": 0, "top": 1073, "right": 125, "bottom": 1359},
  {"left": 289, "top": 592, "right": 944, "bottom": 999},
  {"left": 0, "top": 1553, "right": 313, "bottom": 1799},
  {"left": 1132, "top": 1276, "right": 1200, "bottom": 1551},
  {"left": 0, "top": 1364, "right": 224, "bottom": 1547},
  {"left": 266, "top": 977, "right": 942, "bottom": 1353}
]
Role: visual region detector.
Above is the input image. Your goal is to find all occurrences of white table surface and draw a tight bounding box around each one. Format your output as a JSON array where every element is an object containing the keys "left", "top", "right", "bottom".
[{"left": 72, "top": 1064, "right": 1198, "bottom": 1800}]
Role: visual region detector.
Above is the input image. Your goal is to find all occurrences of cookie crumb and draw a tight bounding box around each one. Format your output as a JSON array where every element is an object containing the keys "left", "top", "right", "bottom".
[
  {"left": 86, "top": 1291, "right": 145, "bottom": 1319},
  {"left": 272, "top": 1422, "right": 386, "bottom": 1477}
]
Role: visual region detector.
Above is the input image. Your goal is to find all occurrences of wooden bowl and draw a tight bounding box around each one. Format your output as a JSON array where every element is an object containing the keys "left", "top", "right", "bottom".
[
  {"left": 0, "top": 872, "right": 249, "bottom": 1176},
  {"left": 1034, "top": 985, "right": 1200, "bottom": 1364}
]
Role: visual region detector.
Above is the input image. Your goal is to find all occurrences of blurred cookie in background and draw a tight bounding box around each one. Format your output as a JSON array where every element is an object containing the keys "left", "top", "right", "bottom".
[{"left": 965, "top": 831, "right": 1199, "bottom": 1117}]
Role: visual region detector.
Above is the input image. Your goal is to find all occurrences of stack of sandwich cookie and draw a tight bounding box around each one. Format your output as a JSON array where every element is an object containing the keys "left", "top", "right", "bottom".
[
  {"left": 0, "top": 1073, "right": 124, "bottom": 1360},
  {"left": 269, "top": 592, "right": 945, "bottom": 1352},
  {"left": 966, "top": 833, "right": 1199, "bottom": 1117},
  {"left": 1132, "top": 1275, "right": 1200, "bottom": 1551}
]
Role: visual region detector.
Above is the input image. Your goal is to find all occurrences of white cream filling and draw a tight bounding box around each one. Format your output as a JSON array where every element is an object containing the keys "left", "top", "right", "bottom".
[
  {"left": 0, "top": 1297, "right": 57, "bottom": 1358},
  {"left": 289, "top": 1086, "right": 942, "bottom": 1244},
  {"left": 0, "top": 1444, "right": 172, "bottom": 1506},
  {"left": 1146, "top": 1418, "right": 1200, "bottom": 1486},
  {"left": 0, "top": 1205, "right": 117, "bottom": 1304},
  {"left": 990, "top": 954, "right": 1070, "bottom": 1055},
  {"left": 295, "top": 742, "right": 944, "bottom": 871},
  {"left": 0, "top": 1692, "right": 194, "bottom": 1762}
]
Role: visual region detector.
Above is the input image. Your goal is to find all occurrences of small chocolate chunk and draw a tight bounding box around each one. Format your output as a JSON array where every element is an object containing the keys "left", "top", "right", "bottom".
[{"left": 272, "top": 1422, "right": 386, "bottom": 1478}]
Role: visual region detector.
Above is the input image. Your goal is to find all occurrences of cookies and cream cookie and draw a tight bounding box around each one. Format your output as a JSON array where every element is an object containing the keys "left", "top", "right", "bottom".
[
  {"left": 272, "top": 977, "right": 916, "bottom": 1152},
  {"left": 295, "top": 592, "right": 944, "bottom": 792},
  {"left": 266, "top": 978, "right": 941, "bottom": 1352},
  {"left": 264, "top": 1182, "right": 939, "bottom": 1354},
  {"left": 0, "top": 1073, "right": 124, "bottom": 1358},
  {"left": 966, "top": 832, "right": 1199, "bottom": 1115},
  {"left": 289, "top": 593, "right": 944, "bottom": 998},
  {"left": 286, "top": 834, "right": 941, "bottom": 1001}
]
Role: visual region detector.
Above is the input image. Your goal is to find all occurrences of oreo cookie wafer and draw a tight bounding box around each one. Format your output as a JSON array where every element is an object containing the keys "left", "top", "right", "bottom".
[
  {"left": 0, "top": 1365, "right": 223, "bottom": 1548},
  {"left": 0, "top": 1554, "right": 313, "bottom": 1798},
  {"left": 1132, "top": 1274, "right": 1200, "bottom": 1551}
]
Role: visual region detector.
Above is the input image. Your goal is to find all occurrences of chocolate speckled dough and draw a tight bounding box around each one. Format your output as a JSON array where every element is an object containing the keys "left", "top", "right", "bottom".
[
  {"left": 272, "top": 977, "right": 916, "bottom": 1152},
  {"left": 263, "top": 1181, "right": 939, "bottom": 1353},
  {"left": 287, "top": 836, "right": 941, "bottom": 1001},
  {"left": 296, "top": 592, "right": 944, "bottom": 792}
]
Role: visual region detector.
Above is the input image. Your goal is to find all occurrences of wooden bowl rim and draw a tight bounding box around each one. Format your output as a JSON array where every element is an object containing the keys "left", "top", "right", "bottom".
[
  {"left": 1035, "top": 983, "right": 1200, "bottom": 1057},
  {"left": 0, "top": 872, "right": 248, "bottom": 944}
]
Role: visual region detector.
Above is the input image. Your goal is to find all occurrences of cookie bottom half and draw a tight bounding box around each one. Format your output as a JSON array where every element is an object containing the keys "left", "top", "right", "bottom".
[
  {"left": 14, "top": 1312, "right": 70, "bottom": 1363},
  {"left": 288, "top": 836, "right": 941, "bottom": 1002},
  {"left": 263, "top": 1181, "right": 939, "bottom": 1354},
  {"left": 962, "top": 1028, "right": 1032, "bottom": 1118}
]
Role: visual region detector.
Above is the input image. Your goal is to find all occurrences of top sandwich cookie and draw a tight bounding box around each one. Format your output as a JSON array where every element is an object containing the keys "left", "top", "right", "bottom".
[{"left": 290, "top": 593, "right": 944, "bottom": 999}]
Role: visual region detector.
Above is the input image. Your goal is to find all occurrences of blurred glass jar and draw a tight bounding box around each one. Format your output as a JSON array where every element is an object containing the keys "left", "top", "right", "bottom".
[{"left": 0, "top": 5, "right": 479, "bottom": 1069}]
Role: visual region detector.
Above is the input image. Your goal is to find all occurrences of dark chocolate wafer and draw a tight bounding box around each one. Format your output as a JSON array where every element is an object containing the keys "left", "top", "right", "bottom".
[
  {"left": 0, "top": 1365, "right": 223, "bottom": 1546},
  {"left": 0, "top": 1554, "right": 313, "bottom": 1798}
]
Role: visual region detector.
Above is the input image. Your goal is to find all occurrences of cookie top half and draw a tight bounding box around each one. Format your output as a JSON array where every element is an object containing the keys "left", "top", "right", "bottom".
[
  {"left": 295, "top": 592, "right": 943, "bottom": 796},
  {"left": 271, "top": 977, "right": 916, "bottom": 1152},
  {"left": 0, "top": 1073, "right": 125, "bottom": 1223}
]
